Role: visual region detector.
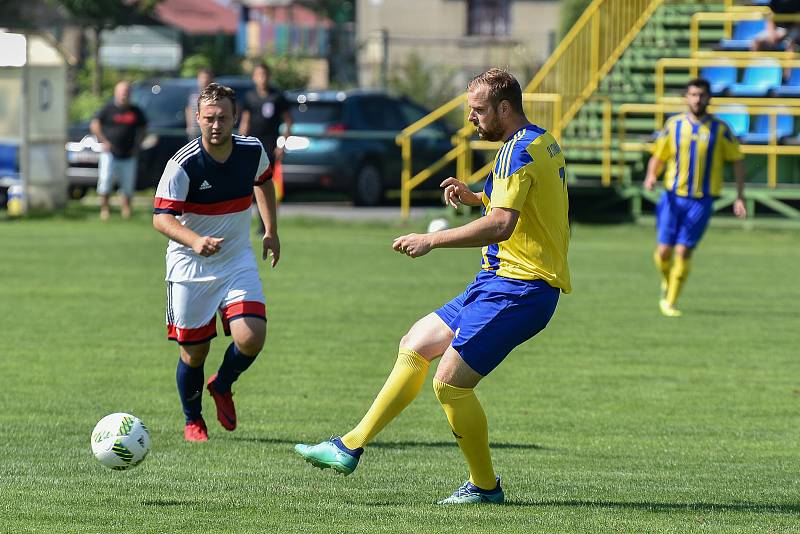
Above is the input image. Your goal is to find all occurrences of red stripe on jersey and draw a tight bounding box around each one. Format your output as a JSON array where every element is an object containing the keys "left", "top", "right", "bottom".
[
  {"left": 255, "top": 166, "right": 272, "bottom": 185},
  {"left": 167, "top": 320, "right": 216, "bottom": 344},
  {"left": 154, "top": 197, "right": 185, "bottom": 211},
  {"left": 183, "top": 195, "right": 253, "bottom": 215}
]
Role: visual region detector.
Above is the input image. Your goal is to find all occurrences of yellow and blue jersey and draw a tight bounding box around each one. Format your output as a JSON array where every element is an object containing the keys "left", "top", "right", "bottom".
[
  {"left": 652, "top": 113, "right": 743, "bottom": 199},
  {"left": 480, "top": 124, "right": 571, "bottom": 293}
]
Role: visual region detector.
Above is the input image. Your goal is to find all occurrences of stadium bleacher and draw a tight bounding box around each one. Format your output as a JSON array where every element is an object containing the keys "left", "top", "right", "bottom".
[
  {"left": 773, "top": 67, "right": 800, "bottom": 95},
  {"left": 701, "top": 64, "right": 738, "bottom": 94},
  {"left": 741, "top": 110, "right": 795, "bottom": 143},
  {"left": 718, "top": 19, "right": 767, "bottom": 50},
  {"left": 715, "top": 106, "right": 751, "bottom": 137},
  {"left": 727, "top": 60, "right": 784, "bottom": 96}
]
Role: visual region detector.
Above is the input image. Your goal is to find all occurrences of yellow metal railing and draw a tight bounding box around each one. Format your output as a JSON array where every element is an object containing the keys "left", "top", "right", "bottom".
[
  {"left": 396, "top": 93, "right": 563, "bottom": 219},
  {"left": 654, "top": 57, "right": 800, "bottom": 123},
  {"left": 559, "top": 96, "right": 614, "bottom": 186},
  {"left": 690, "top": 10, "right": 800, "bottom": 63},
  {"left": 618, "top": 102, "right": 800, "bottom": 189},
  {"left": 526, "top": 0, "right": 664, "bottom": 125}
]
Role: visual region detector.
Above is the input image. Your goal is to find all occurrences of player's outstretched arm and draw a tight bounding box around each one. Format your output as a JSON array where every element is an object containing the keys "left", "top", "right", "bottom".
[
  {"left": 644, "top": 156, "right": 664, "bottom": 191},
  {"left": 255, "top": 180, "right": 280, "bottom": 267},
  {"left": 440, "top": 177, "right": 483, "bottom": 208},
  {"left": 153, "top": 213, "right": 223, "bottom": 257},
  {"left": 393, "top": 207, "right": 518, "bottom": 258}
]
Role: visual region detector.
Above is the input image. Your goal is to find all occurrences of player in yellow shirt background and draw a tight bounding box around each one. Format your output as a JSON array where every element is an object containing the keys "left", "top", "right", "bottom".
[
  {"left": 645, "top": 78, "right": 747, "bottom": 317},
  {"left": 295, "top": 68, "right": 571, "bottom": 504}
]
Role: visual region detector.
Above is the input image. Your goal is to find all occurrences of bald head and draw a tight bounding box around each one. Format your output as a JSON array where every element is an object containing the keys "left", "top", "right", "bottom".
[{"left": 114, "top": 81, "right": 131, "bottom": 107}]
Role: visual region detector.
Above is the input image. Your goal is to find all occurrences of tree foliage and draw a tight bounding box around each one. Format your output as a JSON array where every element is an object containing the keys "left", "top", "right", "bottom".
[
  {"left": 388, "top": 52, "right": 459, "bottom": 111},
  {"left": 56, "top": 0, "right": 163, "bottom": 95},
  {"left": 56, "top": 0, "right": 161, "bottom": 27},
  {"left": 559, "top": 0, "right": 594, "bottom": 41}
]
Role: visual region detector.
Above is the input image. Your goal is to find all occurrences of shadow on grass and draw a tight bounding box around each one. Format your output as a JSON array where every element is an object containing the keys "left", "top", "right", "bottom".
[
  {"left": 505, "top": 499, "right": 800, "bottom": 514},
  {"left": 232, "top": 435, "right": 551, "bottom": 451}
]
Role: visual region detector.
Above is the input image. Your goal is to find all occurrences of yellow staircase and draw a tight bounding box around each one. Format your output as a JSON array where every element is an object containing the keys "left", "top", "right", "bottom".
[
  {"left": 397, "top": 0, "right": 800, "bottom": 220},
  {"left": 396, "top": 0, "right": 666, "bottom": 218}
]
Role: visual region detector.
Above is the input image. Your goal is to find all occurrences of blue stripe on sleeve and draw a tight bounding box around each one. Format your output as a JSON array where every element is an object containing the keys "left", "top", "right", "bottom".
[
  {"left": 686, "top": 122, "right": 699, "bottom": 197},
  {"left": 702, "top": 121, "right": 720, "bottom": 198},
  {"left": 672, "top": 120, "right": 682, "bottom": 193}
]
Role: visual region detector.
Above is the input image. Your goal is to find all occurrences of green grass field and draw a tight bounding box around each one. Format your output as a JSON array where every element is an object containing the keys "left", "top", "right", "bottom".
[{"left": 1, "top": 208, "right": 798, "bottom": 533}]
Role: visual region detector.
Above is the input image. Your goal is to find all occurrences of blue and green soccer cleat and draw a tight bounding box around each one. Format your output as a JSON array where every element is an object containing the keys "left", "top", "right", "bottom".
[
  {"left": 294, "top": 437, "right": 362, "bottom": 476},
  {"left": 437, "top": 477, "right": 505, "bottom": 504}
]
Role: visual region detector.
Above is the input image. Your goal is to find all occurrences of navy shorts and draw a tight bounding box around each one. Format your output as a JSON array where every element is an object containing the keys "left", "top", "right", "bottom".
[
  {"left": 435, "top": 270, "right": 559, "bottom": 376},
  {"left": 656, "top": 191, "right": 714, "bottom": 249}
]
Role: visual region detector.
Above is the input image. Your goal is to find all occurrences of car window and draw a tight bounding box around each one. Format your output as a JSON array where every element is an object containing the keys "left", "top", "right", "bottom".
[
  {"left": 131, "top": 83, "right": 191, "bottom": 127},
  {"left": 291, "top": 102, "right": 343, "bottom": 124},
  {"left": 352, "top": 97, "right": 405, "bottom": 131},
  {"left": 398, "top": 102, "right": 449, "bottom": 139}
]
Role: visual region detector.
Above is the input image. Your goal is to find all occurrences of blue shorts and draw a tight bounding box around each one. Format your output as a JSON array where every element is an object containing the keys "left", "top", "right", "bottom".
[
  {"left": 435, "top": 270, "right": 559, "bottom": 376},
  {"left": 656, "top": 191, "right": 714, "bottom": 249}
]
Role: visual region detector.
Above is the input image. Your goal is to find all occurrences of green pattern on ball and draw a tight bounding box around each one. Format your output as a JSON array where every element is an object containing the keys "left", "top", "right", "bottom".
[
  {"left": 112, "top": 439, "right": 133, "bottom": 463},
  {"left": 119, "top": 416, "right": 135, "bottom": 436}
]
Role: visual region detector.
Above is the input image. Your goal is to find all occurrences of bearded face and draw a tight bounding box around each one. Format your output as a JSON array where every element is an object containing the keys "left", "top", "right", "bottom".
[{"left": 467, "top": 87, "right": 505, "bottom": 142}]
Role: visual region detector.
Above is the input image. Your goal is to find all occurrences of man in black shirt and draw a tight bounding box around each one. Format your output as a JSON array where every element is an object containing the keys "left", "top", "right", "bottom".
[
  {"left": 90, "top": 81, "right": 148, "bottom": 220},
  {"left": 239, "top": 62, "right": 293, "bottom": 168}
]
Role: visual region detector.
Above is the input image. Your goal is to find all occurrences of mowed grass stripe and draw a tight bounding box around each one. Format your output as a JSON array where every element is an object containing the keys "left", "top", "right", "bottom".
[{"left": 0, "top": 211, "right": 798, "bottom": 533}]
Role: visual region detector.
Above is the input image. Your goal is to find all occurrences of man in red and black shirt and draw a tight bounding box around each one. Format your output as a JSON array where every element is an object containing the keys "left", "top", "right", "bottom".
[{"left": 90, "top": 81, "right": 147, "bottom": 220}]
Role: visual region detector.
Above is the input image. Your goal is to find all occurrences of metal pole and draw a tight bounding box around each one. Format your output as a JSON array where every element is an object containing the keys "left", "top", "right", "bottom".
[
  {"left": 19, "top": 33, "right": 30, "bottom": 215},
  {"left": 380, "top": 28, "right": 389, "bottom": 90}
]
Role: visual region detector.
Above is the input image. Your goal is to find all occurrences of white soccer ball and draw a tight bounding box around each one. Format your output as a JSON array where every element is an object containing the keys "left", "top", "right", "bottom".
[
  {"left": 91, "top": 413, "right": 151, "bottom": 470},
  {"left": 427, "top": 217, "right": 450, "bottom": 233}
]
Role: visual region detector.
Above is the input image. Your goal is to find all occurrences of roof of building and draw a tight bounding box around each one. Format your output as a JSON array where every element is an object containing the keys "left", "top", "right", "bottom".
[{"left": 153, "top": 0, "right": 238, "bottom": 35}]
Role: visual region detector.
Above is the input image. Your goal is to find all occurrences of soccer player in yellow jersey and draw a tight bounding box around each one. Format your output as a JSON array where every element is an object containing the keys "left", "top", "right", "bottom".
[
  {"left": 295, "top": 69, "right": 571, "bottom": 504},
  {"left": 645, "top": 78, "right": 746, "bottom": 318}
]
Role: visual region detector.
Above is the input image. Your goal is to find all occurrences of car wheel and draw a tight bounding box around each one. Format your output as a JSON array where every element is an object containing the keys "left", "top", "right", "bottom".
[{"left": 352, "top": 164, "right": 384, "bottom": 206}]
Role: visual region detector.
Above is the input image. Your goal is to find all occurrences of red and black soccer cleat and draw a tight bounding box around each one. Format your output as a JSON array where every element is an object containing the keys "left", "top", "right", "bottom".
[
  {"left": 206, "top": 373, "right": 237, "bottom": 431},
  {"left": 184, "top": 419, "right": 209, "bottom": 442}
]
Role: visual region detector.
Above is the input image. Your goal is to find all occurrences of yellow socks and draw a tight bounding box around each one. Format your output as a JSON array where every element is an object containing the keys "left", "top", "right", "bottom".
[
  {"left": 666, "top": 255, "right": 691, "bottom": 307},
  {"left": 432, "top": 378, "right": 496, "bottom": 491},
  {"left": 653, "top": 249, "right": 671, "bottom": 294},
  {"left": 341, "top": 349, "right": 429, "bottom": 450}
]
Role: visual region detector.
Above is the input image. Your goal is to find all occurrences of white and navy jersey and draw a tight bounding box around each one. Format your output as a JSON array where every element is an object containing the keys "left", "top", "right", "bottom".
[{"left": 154, "top": 135, "right": 271, "bottom": 282}]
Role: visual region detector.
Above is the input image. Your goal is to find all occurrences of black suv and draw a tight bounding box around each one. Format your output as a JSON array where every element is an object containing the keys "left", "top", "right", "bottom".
[
  {"left": 281, "top": 90, "right": 458, "bottom": 205},
  {"left": 66, "top": 76, "right": 255, "bottom": 198}
]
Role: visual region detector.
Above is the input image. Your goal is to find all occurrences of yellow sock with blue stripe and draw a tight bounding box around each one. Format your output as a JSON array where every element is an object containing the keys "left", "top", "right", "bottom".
[
  {"left": 666, "top": 255, "right": 690, "bottom": 307},
  {"left": 432, "top": 378, "right": 497, "bottom": 491},
  {"left": 341, "top": 349, "right": 429, "bottom": 450},
  {"left": 653, "top": 249, "right": 671, "bottom": 292}
]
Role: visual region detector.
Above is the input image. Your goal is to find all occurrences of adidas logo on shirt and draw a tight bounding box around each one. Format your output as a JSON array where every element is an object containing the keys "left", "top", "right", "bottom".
[{"left": 199, "top": 180, "right": 212, "bottom": 190}]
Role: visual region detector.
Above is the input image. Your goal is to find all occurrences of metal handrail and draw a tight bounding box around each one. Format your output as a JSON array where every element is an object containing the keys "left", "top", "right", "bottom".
[
  {"left": 690, "top": 10, "right": 800, "bottom": 61},
  {"left": 654, "top": 56, "right": 800, "bottom": 124},
  {"left": 396, "top": 93, "right": 563, "bottom": 218},
  {"left": 526, "top": 0, "right": 664, "bottom": 126},
  {"left": 618, "top": 102, "right": 800, "bottom": 188}
]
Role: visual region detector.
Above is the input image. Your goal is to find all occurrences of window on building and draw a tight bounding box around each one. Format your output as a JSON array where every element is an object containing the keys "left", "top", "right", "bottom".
[{"left": 467, "top": 0, "right": 510, "bottom": 37}]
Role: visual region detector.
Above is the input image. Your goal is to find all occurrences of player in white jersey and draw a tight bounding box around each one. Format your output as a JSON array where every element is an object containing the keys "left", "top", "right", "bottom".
[{"left": 153, "top": 83, "right": 280, "bottom": 441}]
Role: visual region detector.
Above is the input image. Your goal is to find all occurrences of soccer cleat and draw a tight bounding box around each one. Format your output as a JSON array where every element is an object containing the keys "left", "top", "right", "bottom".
[
  {"left": 184, "top": 419, "right": 209, "bottom": 442},
  {"left": 207, "top": 373, "right": 236, "bottom": 431},
  {"left": 659, "top": 299, "right": 682, "bottom": 318},
  {"left": 437, "top": 477, "right": 505, "bottom": 504},
  {"left": 294, "top": 437, "right": 362, "bottom": 476}
]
